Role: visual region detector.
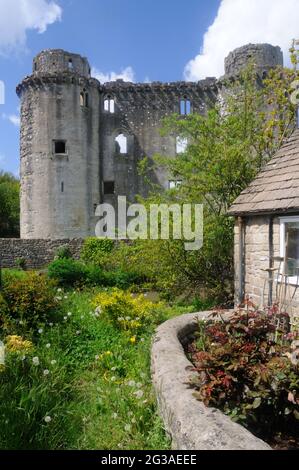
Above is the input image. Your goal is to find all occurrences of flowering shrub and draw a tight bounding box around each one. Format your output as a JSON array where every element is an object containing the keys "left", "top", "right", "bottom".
[
  {"left": 2, "top": 272, "right": 58, "bottom": 330},
  {"left": 92, "top": 288, "right": 162, "bottom": 336},
  {"left": 5, "top": 335, "right": 33, "bottom": 354},
  {"left": 188, "top": 305, "right": 299, "bottom": 444}
]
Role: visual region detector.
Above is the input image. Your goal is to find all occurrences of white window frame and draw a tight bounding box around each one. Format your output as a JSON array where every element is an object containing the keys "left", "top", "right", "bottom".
[{"left": 279, "top": 215, "right": 299, "bottom": 285}]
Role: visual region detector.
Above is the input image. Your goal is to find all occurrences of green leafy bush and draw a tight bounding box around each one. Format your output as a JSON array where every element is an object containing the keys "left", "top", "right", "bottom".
[
  {"left": 80, "top": 237, "right": 114, "bottom": 266},
  {"left": 2, "top": 272, "right": 58, "bottom": 330},
  {"left": 188, "top": 305, "right": 299, "bottom": 444},
  {"left": 48, "top": 259, "right": 87, "bottom": 287},
  {"left": 15, "top": 257, "right": 27, "bottom": 270},
  {"left": 55, "top": 245, "right": 72, "bottom": 260}
]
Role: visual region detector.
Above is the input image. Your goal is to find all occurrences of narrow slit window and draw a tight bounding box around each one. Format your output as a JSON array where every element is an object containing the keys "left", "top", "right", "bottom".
[
  {"left": 180, "top": 98, "right": 191, "bottom": 115},
  {"left": 54, "top": 140, "right": 66, "bottom": 154},
  {"left": 104, "top": 181, "right": 115, "bottom": 195},
  {"left": 68, "top": 59, "right": 73, "bottom": 70},
  {"left": 61, "top": 182, "right": 64, "bottom": 193},
  {"left": 176, "top": 136, "right": 188, "bottom": 154},
  {"left": 104, "top": 97, "right": 115, "bottom": 113},
  {"left": 115, "top": 134, "right": 127, "bottom": 154}
]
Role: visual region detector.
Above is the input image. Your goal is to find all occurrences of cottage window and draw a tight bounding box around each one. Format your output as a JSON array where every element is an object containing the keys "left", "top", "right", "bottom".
[
  {"left": 180, "top": 98, "right": 191, "bottom": 115},
  {"left": 280, "top": 216, "right": 299, "bottom": 283},
  {"left": 104, "top": 97, "right": 115, "bottom": 113},
  {"left": 68, "top": 59, "right": 73, "bottom": 70},
  {"left": 176, "top": 136, "right": 188, "bottom": 154}
]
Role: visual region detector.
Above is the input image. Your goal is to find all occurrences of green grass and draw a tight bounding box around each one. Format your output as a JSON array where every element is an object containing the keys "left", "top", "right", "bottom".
[{"left": 0, "top": 280, "right": 193, "bottom": 450}]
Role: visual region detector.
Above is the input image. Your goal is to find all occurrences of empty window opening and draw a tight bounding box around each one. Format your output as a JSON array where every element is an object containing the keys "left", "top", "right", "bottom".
[
  {"left": 104, "top": 97, "right": 115, "bottom": 113},
  {"left": 176, "top": 136, "right": 188, "bottom": 154},
  {"left": 115, "top": 134, "right": 127, "bottom": 154},
  {"left": 61, "top": 182, "right": 64, "bottom": 193},
  {"left": 80, "top": 89, "right": 89, "bottom": 107},
  {"left": 68, "top": 59, "right": 73, "bottom": 70},
  {"left": 54, "top": 140, "right": 66, "bottom": 154},
  {"left": 180, "top": 98, "right": 191, "bottom": 115},
  {"left": 104, "top": 181, "right": 115, "bottom": 195},
  {"left": 169, "top": 180, "right": 182, "bottom": 190}
]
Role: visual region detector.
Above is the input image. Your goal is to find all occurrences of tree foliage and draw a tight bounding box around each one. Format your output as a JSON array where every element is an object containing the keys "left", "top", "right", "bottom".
[{"left": 0, "top": 171, "right": 20, "bottom": 238}]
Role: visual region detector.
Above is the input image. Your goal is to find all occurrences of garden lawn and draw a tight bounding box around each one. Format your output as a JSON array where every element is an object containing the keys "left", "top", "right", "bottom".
[{"left": 0, "top": 282, "right": 190, "bottom": 450}]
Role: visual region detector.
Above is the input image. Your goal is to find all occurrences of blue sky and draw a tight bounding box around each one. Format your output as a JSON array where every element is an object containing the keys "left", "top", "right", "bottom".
[{"left": 0, "top": 0, "right": 299, "bottom": 176}]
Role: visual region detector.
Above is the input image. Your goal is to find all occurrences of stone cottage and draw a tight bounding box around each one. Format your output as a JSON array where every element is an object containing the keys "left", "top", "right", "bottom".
[{"left": 228, "top": 129, "right": 299, "bottom": 314}]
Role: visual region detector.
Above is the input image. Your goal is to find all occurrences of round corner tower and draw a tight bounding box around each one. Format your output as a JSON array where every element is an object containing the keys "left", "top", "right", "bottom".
[
  {"left": 224, "top": 43, "right": 283, "bottom": 77},
  {"left": 17, "top": 49, "right": 101, "bottom": 239}
]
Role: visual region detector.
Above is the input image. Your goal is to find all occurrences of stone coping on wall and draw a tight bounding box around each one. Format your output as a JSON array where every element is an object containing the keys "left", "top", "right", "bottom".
[{"left": 151, "top": 311, "right": 271, "bottom": 450}]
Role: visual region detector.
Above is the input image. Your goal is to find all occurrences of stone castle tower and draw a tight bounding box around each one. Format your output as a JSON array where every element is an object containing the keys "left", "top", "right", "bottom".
[{"left": 17, "top": 43, "right": 283, "bottom": 239}]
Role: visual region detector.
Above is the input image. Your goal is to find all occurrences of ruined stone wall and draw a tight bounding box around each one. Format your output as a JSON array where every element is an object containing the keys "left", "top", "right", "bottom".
[
  {"left": 100, "top": 78, "right": 218, "bottom": 205},
  {"left": 0, "top": 238, "right": 84, "bottom": 269},
  {"left": 234, "top": 215, "right": 299, "bottom": 316}
]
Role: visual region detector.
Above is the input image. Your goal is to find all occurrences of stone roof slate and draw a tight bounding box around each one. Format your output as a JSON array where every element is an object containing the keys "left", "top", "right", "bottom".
[{"left": 228, "top": 129, "right": 299, "bottom": 216}]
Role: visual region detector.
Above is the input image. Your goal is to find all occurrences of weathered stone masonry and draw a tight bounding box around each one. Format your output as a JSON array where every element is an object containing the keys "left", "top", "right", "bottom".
[{"left": 0, "top": 238, "right": 84, "bottom": 269}]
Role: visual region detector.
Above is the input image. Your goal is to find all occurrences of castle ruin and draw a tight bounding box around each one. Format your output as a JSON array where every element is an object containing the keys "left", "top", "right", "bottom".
[{"left": 16, "top": 43, "right": 283, "bottom": 239}]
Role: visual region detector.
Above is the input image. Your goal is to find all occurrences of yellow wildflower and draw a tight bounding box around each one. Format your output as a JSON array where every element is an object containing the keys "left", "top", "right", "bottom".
[
  {"left": 130, "top": 336, "right": 136, "bottom": 344},
  {"left": 5, "top": 335, "right": 33, "bottom": 354}
]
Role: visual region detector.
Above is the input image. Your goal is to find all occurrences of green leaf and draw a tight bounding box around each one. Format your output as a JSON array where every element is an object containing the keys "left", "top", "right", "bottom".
[{"left": 252, "top": 397, "right": 262, "bottom": 409}]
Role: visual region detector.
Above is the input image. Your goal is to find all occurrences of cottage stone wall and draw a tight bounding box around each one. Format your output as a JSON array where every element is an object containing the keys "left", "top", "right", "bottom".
[
  {"left": 0, "top": 238, "right": 84, "bottom": 269},
  {"left": 234, "top": 215, "right": 299, "bottom": 315}
]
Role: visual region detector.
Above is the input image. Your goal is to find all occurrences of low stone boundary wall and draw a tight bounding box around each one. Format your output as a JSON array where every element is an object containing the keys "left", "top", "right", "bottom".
[
  {"left": 0, "top": 238, "right": 84, "bottom": 269},
  {"left": 151, "top": 312, "right": 271, "bottom": 450}
]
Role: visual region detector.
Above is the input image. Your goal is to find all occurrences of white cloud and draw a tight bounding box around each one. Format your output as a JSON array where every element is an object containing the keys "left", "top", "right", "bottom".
[
  {"left": 0, "top": 0, "right": 62, "bottom": 55},
  {"left": 184, "top": 0, "right": 299, "bottom": 81},
  {"left": 2, "top": 112, "right": 20, "bottom": 127},
  {"left": 91, "top": 66, "right": 135, "bottom": 83}
]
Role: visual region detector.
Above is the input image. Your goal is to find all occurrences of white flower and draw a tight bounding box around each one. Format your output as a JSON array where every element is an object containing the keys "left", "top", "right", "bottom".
[
  {"left": 111, "top": 366, "right": 116, "bottom": 371},
  {"left": 134, "top": 390, "right": 144, "bottom": 399},
  {"left": 76, "top": 331, "right": 81, "bottom": 335},
  {"left": 19, "top": 320, "right": 24, "bottom": 325},
  {"left": 21, "top": 355, "right": 26, "bottom": 361},
  {"left": 56, "top": 296, "right": 62, "bottom": 301},
  {"left": 43, "top": 369, "right": 50, "bottom": 376},
  {"left": 125, "top": 424, "right": 131, "bottom": 432},
  {"left": 95, "top": 355, "right": 99, "bottom": 360},
  {"left": 32, "top": 357, "right": 40, "bottom": 366},
  {"left": 49, "top": 323, "right": 53, "bottom": 327},
  {"left": 111, "top": 376, "right": 116, "bottom": 382},
  {"left": 64, "top": 296, "right": 68, "bottom": 299},
  {"left": 63, "top": 316, "right": 67, "bottom": 321},
  {"left": 127, "top": 380, "right": 136, "bottom": 387},
  {"left": 131, "top": 417, "right": 136, "bottom": 424},
  {"left": 44, "top": 416, "right": 52, "bottom": 423},
  {"left": 125, "top": 316, "right": 130, "bottom": 321},
  {"left": 46, "top": 343, "right": 51, "bottom": 349},
  {"left": 67, "top": 312, "right": 72, "bottom": 317},
  {"left": 136, "top": 382, "right": 142, "bottom": 388},
  {"left": 128, "top": 411, "right": 133, "bottom": 417},
  {"left": 140, "top": 372, "right": 146, "bottom": 379},
  {"left": 57, "top": 288, "right": 62, "bottom": 293},
  {"left": 50, "top": 360, "right": 57, "bottom": 365},
  {"left": 80, "top": 316, "right": 84, "bottom": 320},
  {"left": 38, "top": 328, "right": 43, "bottom": 334},
  {"left": 112, "top": 413, "right": 118, "bottom": 419},
  {"left": 140, "top": 338, "right": 145, "bottom": 342}
]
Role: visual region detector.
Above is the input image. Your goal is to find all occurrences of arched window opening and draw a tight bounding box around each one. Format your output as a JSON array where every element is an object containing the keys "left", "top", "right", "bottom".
[
  {"left": 115, "top": 133, "right": 127, "bottom": 154},
  {"left": 176, "top": 136, "right": 188, "bottom": 154},
  {"left": 104, "top": 96, "right": 115, "bottom": 113},
  {"left": 180, "top": 98, "right": 191, "bottom": 115},
  {"left": 80, "top": 89, "right": 89, "bottom": 107}
]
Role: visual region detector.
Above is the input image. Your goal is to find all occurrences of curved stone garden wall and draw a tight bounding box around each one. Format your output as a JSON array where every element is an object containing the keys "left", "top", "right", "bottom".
[{"left": 151, "top": 312, "right": 271, "bottom": 450}]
